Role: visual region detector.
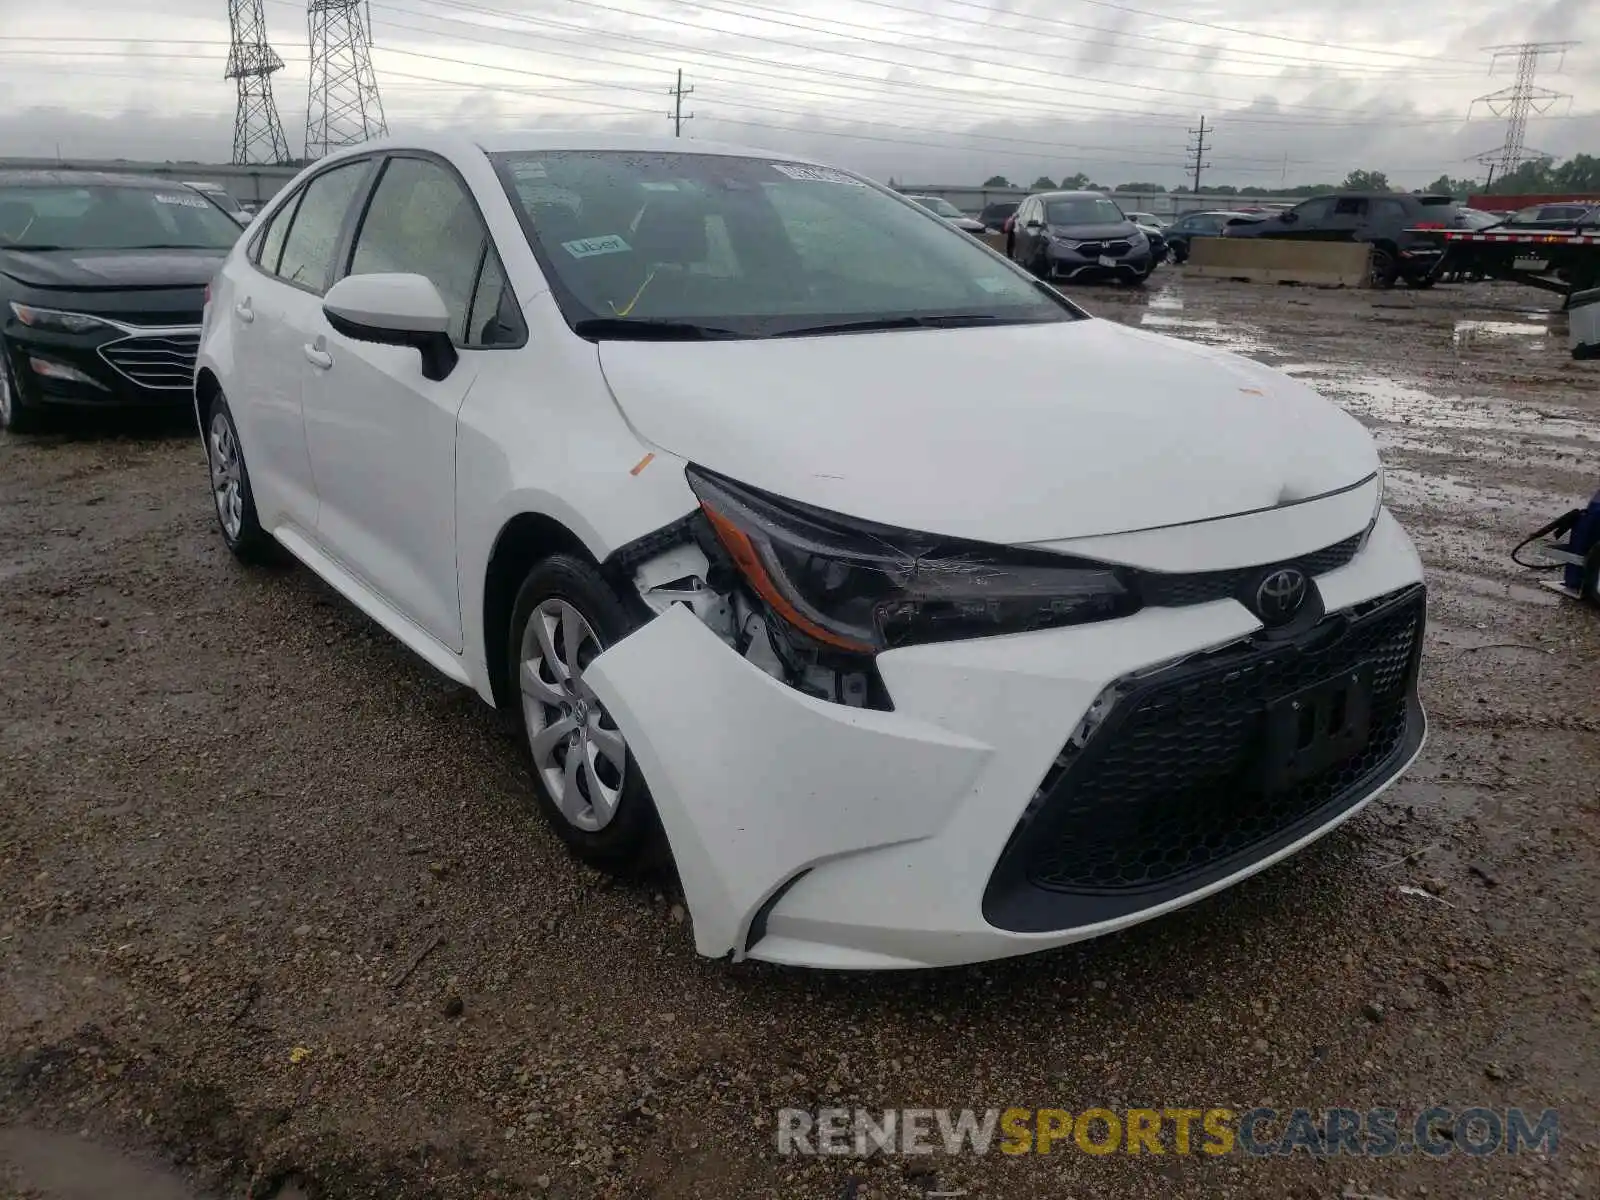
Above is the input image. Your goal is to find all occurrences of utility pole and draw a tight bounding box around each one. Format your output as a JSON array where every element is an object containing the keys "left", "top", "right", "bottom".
[
  {"left": 1186, "top": 116, "right": 1211, "bottom": 195},
  {"left": 668, "top": 69, "right": 695, "bottom": 138},
  {"left": 1469, "top": 41, "right": 1577, "bottom": 184}
]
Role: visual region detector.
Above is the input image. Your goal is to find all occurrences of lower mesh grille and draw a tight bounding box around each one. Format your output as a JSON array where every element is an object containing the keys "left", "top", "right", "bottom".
[
  {"left": 98, "top": 330, "right": 200, "bottom": 390},
  {"left": 983, "top": 585, "right": 1425, "bottom": 932}
]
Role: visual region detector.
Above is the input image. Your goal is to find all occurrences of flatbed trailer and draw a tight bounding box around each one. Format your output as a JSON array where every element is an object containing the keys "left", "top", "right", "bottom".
[{"left": 1409, "top": 227, "right": 1600, "bottom": 306}]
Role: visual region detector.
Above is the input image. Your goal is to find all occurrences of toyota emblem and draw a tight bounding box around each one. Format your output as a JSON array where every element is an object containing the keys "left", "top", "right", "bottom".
[{"left": 1254, "top": 567, "right": 1309, "bottom": 625}]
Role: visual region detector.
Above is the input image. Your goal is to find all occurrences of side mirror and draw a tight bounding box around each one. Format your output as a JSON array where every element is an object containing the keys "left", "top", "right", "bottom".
[
  {"left": 323, "top": 273, "right": 458, "bottom": 382},
  {"left": 1278, "top": 211, "right": 1297, "bottom": 223},
  {"left": 1025, "top": 219, "right": 1044, "bottom": 229}
]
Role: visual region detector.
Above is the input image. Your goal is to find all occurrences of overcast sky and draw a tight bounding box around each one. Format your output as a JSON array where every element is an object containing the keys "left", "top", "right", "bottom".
[{"left": 0, "top": 0, "right": 1595, "bottom": 189}]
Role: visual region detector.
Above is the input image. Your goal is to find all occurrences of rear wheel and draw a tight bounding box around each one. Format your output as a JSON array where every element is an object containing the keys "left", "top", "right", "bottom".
[
  {"left": 1582, "top": 546, "right": 1600, "bottom": 605},
  {"left": 205, "top": 395, "right": 276, "bottom": 563},
  {"left": 508, "top": 555, "right": 663, "bottom": 872},
  {"left": 1170, "top": 241, "right": 1189, "bottom": 264}
]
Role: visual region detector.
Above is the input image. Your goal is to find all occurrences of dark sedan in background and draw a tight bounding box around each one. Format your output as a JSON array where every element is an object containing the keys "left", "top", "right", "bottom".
[
  {"left": 906, "top": 194, "right": 988, "bottom": 235},
  {"left": 0, "top": 170, "right": 241, "bottom": 432}
]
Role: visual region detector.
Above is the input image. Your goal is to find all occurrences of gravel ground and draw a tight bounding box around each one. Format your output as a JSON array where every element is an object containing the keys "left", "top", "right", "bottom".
[{"left": 2, "top": 274, "right": 1598, "bottom": 1200}]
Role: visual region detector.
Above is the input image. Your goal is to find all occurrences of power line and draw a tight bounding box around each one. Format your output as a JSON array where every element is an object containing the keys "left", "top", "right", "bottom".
[{"left": 1187, "top": 115, "right": 1211, "bottom": 193}]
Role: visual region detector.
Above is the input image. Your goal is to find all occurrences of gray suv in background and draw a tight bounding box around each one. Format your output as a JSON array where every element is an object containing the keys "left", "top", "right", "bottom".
[{"left": 1008, "top": 191, "right": 1154, "bottom": 284}]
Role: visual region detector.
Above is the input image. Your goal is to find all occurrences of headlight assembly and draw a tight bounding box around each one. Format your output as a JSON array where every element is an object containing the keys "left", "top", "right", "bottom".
[
  {"left": 1052, "top": 236, "right": 1082, "bottom": 249},
  {"left": 687, "top": 467, "right": 1137, "bottom": 654},
  {"left": 8, "top": 302, "right": 117, "bottom": 335}
]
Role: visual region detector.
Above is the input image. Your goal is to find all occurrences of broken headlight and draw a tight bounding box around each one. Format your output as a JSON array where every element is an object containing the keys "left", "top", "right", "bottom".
[{"left": 687, "top": 466, "right": 1137, "bottom": 654}]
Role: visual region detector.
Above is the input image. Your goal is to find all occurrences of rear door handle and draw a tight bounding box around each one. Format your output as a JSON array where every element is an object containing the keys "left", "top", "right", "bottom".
[
  {"left": 234, "top": 301, "right": 254, "bottom": 323},
  {"left": 303, "top": 344, "right": 333, "bottom": 370}
]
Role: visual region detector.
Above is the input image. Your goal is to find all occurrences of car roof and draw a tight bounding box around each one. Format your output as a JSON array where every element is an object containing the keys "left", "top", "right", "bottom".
[
  {"left": 1032, "top": 190, "right": 1108, "bottom": 200},
  {"left": 475, "top": 130, "right": 811, "bottom": 161},
  {"left": 0, "top": 168, "right": 184, "bottom": 189}
]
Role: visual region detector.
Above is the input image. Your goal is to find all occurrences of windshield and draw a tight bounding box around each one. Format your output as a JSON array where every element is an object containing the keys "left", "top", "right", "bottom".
[
  {"left": 914, "top": 196, "right": 964, "bottom": 218},
  {"left": 491, "top": 151, "right": 1076, "bottom": 338},
  {"left": 1045, "top": 197, "right": 1126, "bottom": 225},
  {"left": 0, "top": 184, "right": 243, "bottom": 250}
]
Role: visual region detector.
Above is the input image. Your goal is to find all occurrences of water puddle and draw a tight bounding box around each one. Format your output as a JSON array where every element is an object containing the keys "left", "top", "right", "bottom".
[
  {"left": 1452, "top": 318, "right": 1550, "bottom": 349},
  {"left": 1383, "top": 469, "right": 1558, "bottom": 519},
  {"left": 1274, "top": 367, "right": 1597, "bottom": 441},
  {"left": 1144, "top": 287, "right": 1184, "bottom": 311},
  {"left": 1137, "top": 313, "right": 1273, "bottom": 356}
]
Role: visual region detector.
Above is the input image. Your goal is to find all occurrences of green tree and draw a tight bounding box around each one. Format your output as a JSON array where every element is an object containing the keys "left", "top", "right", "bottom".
[
  {"left": 1112, "top": 181, "right": 1166, "bottom": 192},
  {"left": 1059, "top": 171, "right": 1092, "bottom": 190},
  {"left": 1488, "top": 158, "right": 1555, "bottom": 194},
  {"left": 1341, "top": 169, "right": 1390, "bottom": 191},
  {"left": 1030, "top": 175, "right": 1057, "bottom": 190},
  {"left": 1423, "top": 174, "right": 1478, "bottom": 196},
  {"left": 1553, "top": 154, "right": 1600, "bottom": 191},
  {"left": 982, "top": 174, "right": 1013, "bottom": 188}
]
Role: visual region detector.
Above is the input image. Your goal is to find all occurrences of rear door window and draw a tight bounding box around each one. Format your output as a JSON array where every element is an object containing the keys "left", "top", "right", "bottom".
[{"left": 274, "top": 160, "right": 372, "bottom": 293}]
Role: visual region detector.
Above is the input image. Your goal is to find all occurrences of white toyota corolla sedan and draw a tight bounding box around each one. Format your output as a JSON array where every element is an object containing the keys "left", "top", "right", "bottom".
[{"left": 195, "top": 133, "right": 1427, "bottom": 970}]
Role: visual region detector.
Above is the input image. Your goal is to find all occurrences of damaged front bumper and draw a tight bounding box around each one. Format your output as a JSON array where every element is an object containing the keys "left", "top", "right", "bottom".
[{"left": 585, "top": 510, "right": 1427, "bottom": 970}]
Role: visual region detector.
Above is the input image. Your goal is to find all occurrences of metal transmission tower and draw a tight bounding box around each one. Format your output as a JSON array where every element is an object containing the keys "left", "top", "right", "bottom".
[
  {"left": 1470, "top": 41, "right": 1577, "bottom": 182},
  {"left": 226, "top": 0, "right": 292, "bottom": 165},
  {"left": 304, "top": 0, "right": 387, "bottom": 160}
]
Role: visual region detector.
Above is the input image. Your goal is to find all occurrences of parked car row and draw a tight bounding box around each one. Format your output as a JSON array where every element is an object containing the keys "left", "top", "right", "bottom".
[{"left": 2, "top": 139, "right": 1428, "bottom": 974}]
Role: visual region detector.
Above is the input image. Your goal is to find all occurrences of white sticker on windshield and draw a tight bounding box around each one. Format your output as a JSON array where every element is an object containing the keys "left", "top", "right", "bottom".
[
  {"left": 772, "top": 163, "right": 867, "bottom": 186},
  {"left": 562, "top": 234, "right": 631, "bottom": 258},
  {"left": 512, "top": 160, "right": 548, "bottom": 180},
  {"left": 154, "top": 193, "right": 210, "bottom": 208},
  {"left": 639, "top": 181, "right": 679, "bottom": 191}
]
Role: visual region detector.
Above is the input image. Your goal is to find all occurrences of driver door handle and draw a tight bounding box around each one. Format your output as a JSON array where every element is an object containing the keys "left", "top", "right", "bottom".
[
  {"left": 234, "top": 301, "right": 254, "bottom": 323},
  {"left": 303, "top": 344, "right": 333, "bottom": 370}
]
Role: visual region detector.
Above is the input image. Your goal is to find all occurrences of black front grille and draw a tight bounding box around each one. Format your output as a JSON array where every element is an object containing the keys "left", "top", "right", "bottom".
[
  {"left": 1074, "top": 239, "right": 1134, "bottom": 257},
  {"left": 983, "top": 585, "right": 1425, "bottom": 933},
  {"left": 1140, "top": 531, "right": 1364, "bottom": 609},
  {"left": 98, "top": 331, "right": 201, "bottom": 390}
]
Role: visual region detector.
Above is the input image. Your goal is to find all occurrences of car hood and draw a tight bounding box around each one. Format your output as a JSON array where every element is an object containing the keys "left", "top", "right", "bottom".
[
  {"left": 0, "top": 247, "right": 227, "bottom": 290},
  {"left": 597, "top": 318, "right": 1378, "bottom": 544},
  {"left": 1048, "top": 221, "right": 1140, "bottom": 240}
]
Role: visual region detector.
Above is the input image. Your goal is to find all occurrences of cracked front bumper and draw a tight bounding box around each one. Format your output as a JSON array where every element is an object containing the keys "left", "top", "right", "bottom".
[{"left": 586, "top": 509, "right": 1427, "bottom": 970}]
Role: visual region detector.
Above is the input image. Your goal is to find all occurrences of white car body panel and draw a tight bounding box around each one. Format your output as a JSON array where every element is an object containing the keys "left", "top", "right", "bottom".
[
  {"left": 588, "top": 510, "right": 1424, "bottom": 968},
  {"left": 195, "top": 131, "right": 1430, "bottom": 970},
  {"left": 596, "top": 322, "right": 1378, "bottom": 543}
]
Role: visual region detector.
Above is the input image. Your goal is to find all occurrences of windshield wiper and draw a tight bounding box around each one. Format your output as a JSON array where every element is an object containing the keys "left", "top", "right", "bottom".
[
  {"left": 1, "top": 244, "right": 67, "bottom": 251},
  {"left": 572, "top": 317, "right": 748, "bottom": 341},
  {"left": 772, "top": 313, "right": 1025, "bottom": 337},
  {"left": 123, "top": 243, "right": 220, "bottom": 250}
]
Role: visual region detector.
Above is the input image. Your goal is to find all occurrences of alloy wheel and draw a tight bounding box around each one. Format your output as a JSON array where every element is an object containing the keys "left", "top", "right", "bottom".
[
  {"left": 207, "top": 410, "right": 244, "bottom": 540},
  {"left": 519, "top": 598, "right": 627, "bottom": 832}
]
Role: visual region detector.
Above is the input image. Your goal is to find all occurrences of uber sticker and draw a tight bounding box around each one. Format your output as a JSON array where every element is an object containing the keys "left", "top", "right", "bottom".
[
  {"left": 772, "top": 163, "right": 866, "bottom": 186},
  {"left": 154, "top": 193, "right": 211, "bottom": 208},
  {"left": 562, "top": 234, "right": 631, "bottom": 258},
  {"left": 512, "top": 160, "right": 548, "bottom": 180}
]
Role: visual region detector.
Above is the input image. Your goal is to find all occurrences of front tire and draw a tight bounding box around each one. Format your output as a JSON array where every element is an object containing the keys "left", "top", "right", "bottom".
[
  {"left": 205, "top": 394, "right": 276, "bottom": 563},
  {"left": 508, "top": 555, "right": 662, "bottom": 872},
  {"left": 0, "top": 338, "right": 41, "bottom": 434}
]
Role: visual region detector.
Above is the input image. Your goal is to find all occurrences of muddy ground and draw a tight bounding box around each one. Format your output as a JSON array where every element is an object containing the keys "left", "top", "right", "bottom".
[{"left": 1, "top": 274, "right": 1597, "bottom": 1200}]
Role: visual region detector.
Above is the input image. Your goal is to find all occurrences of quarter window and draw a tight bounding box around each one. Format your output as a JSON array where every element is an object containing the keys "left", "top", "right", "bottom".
[
  {"left": 348, "top": 157, "right": 488, "bottom": 344},
  {"left": 253, "top": 188, "right": 300, "bottom": 273},
  {"left": 275, "top": 160, "right": 371, "bottom": 292}
]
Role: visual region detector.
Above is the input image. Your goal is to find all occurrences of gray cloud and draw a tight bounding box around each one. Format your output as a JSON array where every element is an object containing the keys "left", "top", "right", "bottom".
[{"left": 0, "top": 0, "right": 1593, "bottom": 188}]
